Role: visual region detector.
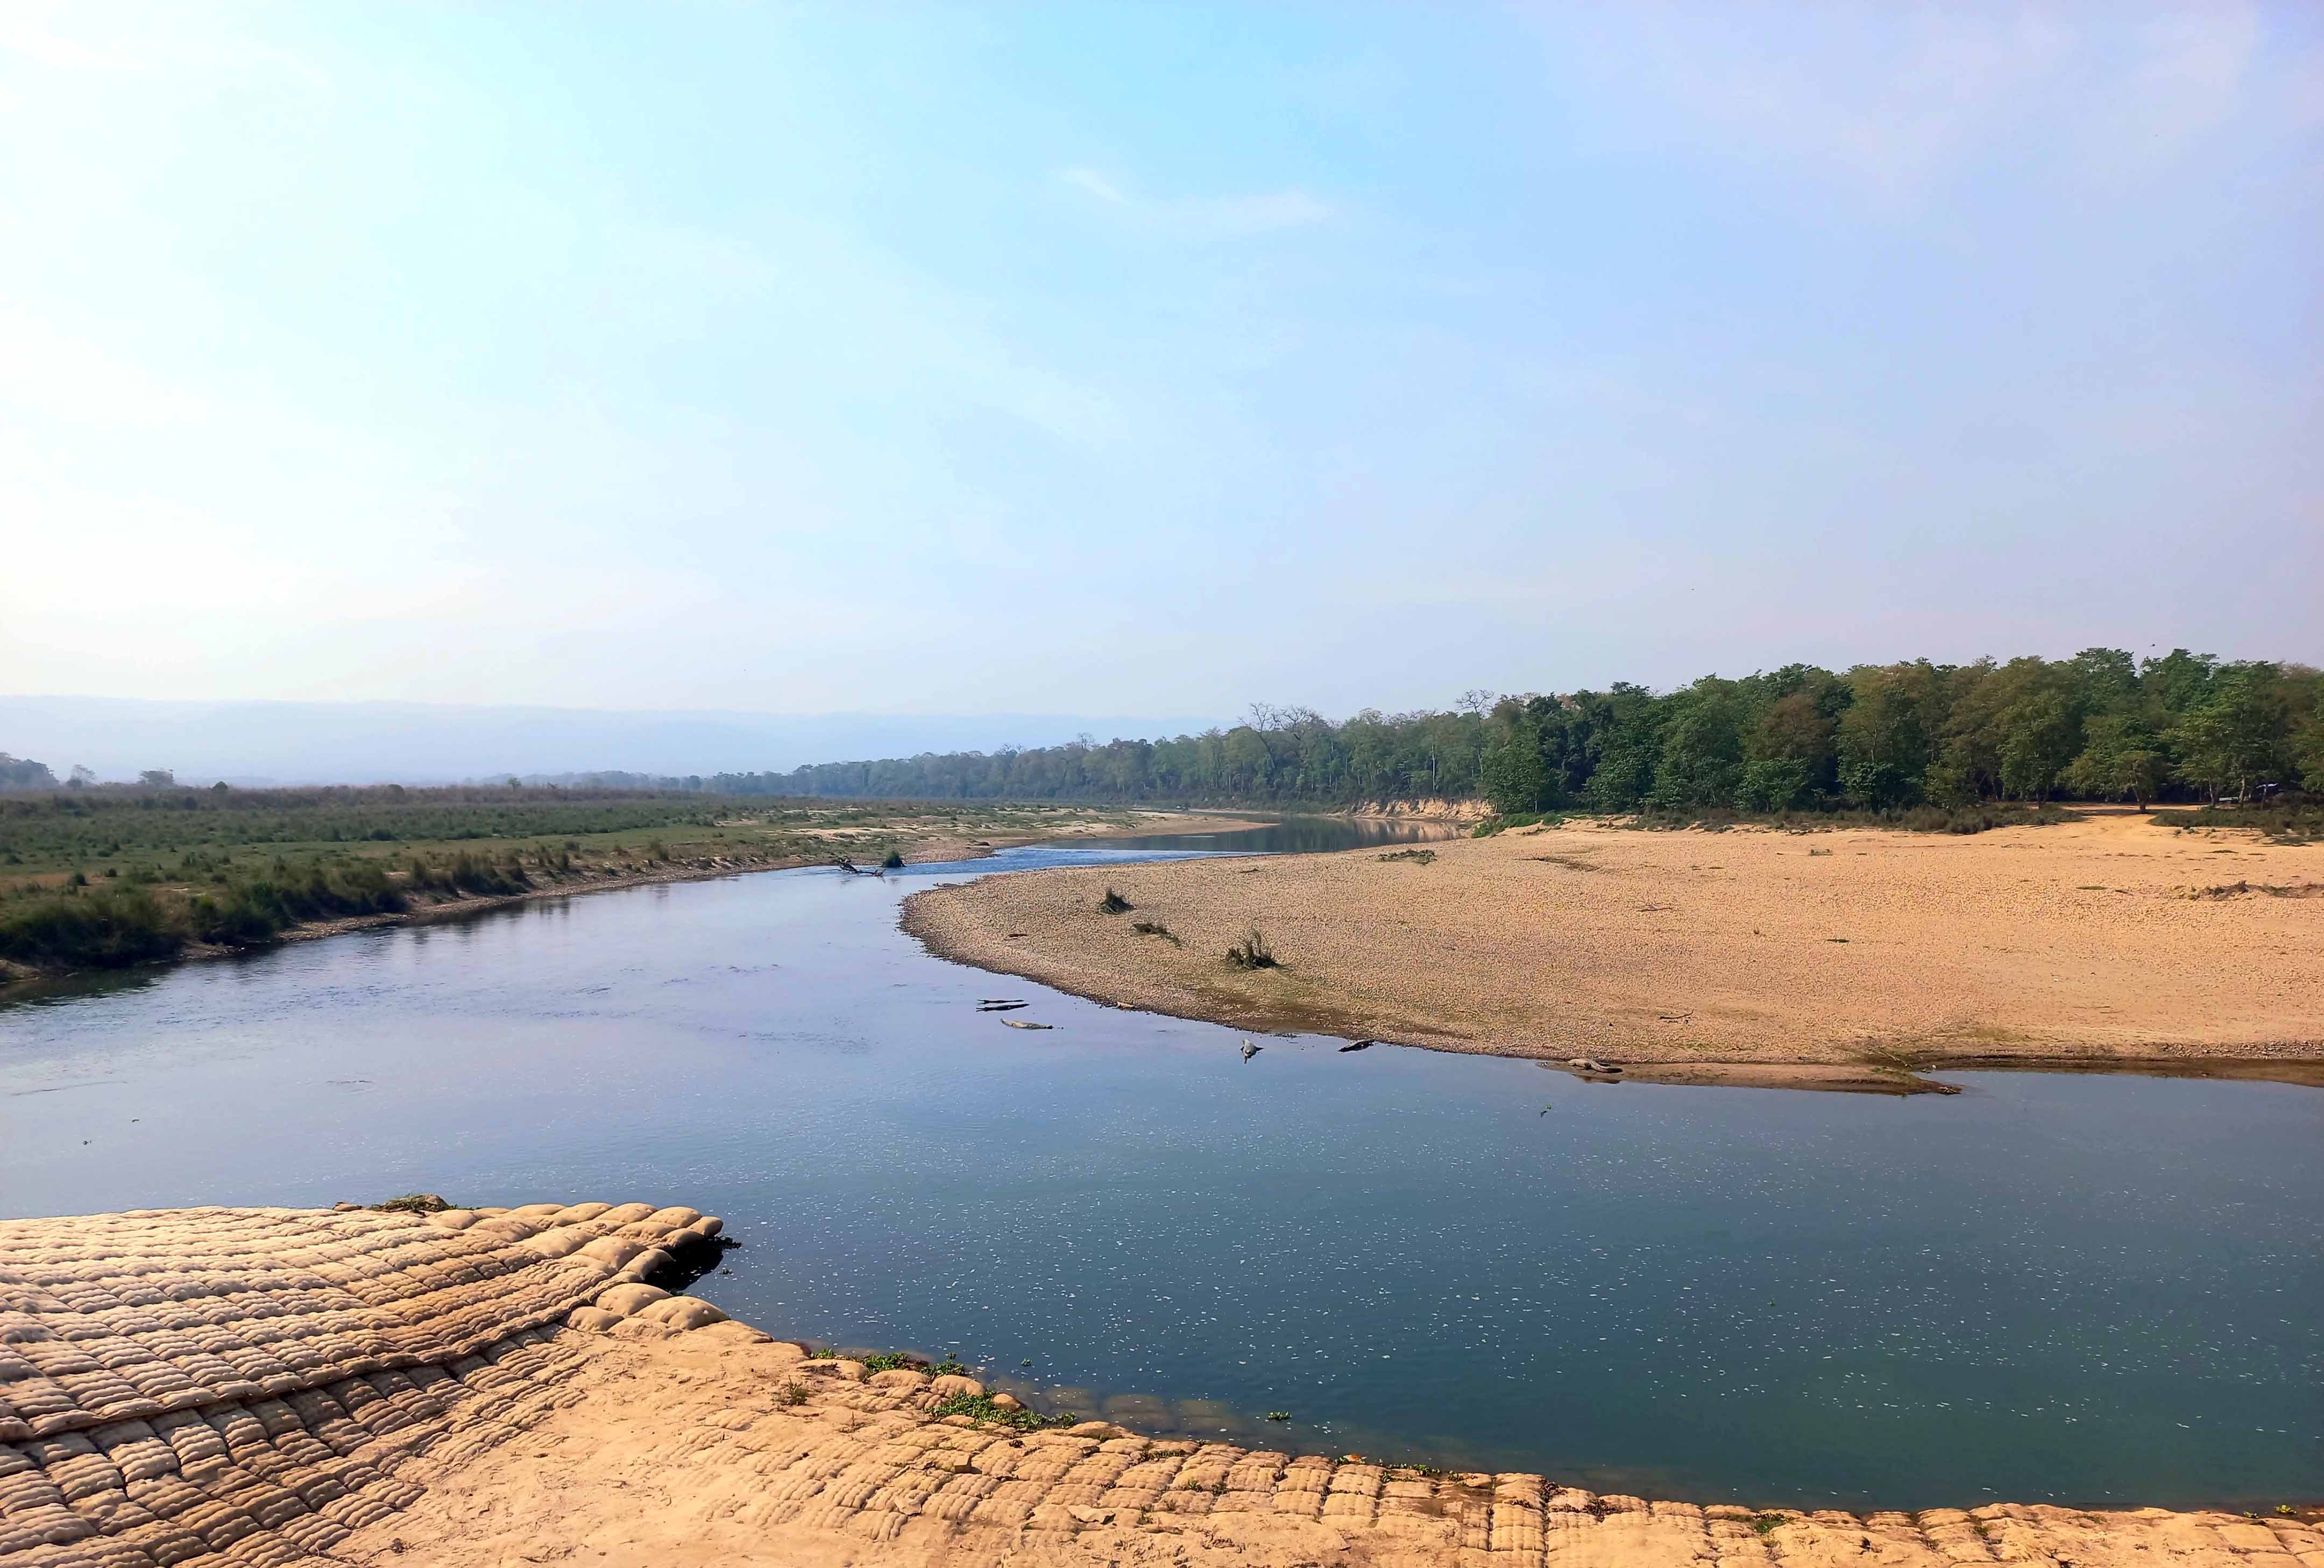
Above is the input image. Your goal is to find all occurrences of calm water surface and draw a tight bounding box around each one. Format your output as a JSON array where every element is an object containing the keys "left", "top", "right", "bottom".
[{"left": 2, "top": 824, "right": 2316, "bottom": 1510}]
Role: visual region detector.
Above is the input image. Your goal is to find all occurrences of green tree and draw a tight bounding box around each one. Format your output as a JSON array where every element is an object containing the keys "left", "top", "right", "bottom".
[
  {"left": 1652, "top": 681, "right": 1743, "bottom": 808},
  {"left": 1735, "top": 757, "right": 1812, "bottom": 811},
  {"left": 1745, "top": 686, "right": 1839, "bottom": 799},
  {"left": 1582, "top": 685, "right": 1666, "bottom": 811},
  {"left": 1997, "top": 692, "right": 2080, "bottom": 800},
  {"left": 0, "top": 754, "right": 59, "bottom": 791},
  {"left": 2068, "top": 647, "right": 2139, "bottom": 714},
  {"left": 1481, "top": 708, "right": 1548, "bottom": 814},
  {"left": 1837, "top": 664, "right": 1938, "bottom": 807},
  {"left": 2294, "top": 718, "right": 2324, "bottom": 792},
  {"left": 2063, "top": 713, "right": 2168, "bottom": 806},
  {"left": 2169, "top": 666, "right": 2290, "bottom": 800},
  {"left": 2142, "top": 648, "right": 2217, "bottom": 713}
]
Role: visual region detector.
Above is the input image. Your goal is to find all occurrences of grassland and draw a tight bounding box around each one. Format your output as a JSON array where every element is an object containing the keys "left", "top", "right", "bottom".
[{"left": 0, "top": 786, "right": 1203, "bottom": 978}]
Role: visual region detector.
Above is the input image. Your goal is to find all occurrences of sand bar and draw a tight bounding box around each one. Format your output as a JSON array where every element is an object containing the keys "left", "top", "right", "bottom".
[
  {"left": 903, "top": 808, "right": 2324, "bottom": 1091},
  {"left": 5, "top": 1203, "right": 2318, "bottom": 1567}
]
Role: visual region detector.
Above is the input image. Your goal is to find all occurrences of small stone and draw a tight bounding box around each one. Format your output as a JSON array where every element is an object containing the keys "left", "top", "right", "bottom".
[{"left": 990, "top": 1394, "right": 1023, "bottom": 1411}]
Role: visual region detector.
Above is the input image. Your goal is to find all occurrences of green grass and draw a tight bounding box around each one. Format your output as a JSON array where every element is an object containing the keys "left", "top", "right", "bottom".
[
  {"left": 1631, "top": 803, "right": 2071, "bottom": 834},
  {"left": 1476, "top": 804, "right": 2073, "bottom": 837},
  {"left": 2157, "top": 799, "right": 2324, "bottom": 842},
  {"left": 929, "top": 1390, "right": 1074, "bottom": 1432},
  {"left": 1472, "top": 812, "right": 1564, "bottom": 837},
  {"left": 0, "top": 790, "right": 1153, "bottom": 978}
]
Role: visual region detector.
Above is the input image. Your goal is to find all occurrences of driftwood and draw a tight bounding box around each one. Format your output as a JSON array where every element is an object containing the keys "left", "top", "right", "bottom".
[
  {"left": 1338, "top": 1039, "right": 1378, "bottom": 1053},
  {"left": 977, "top": 1001, "right": 1029, "bottom": 1013},
  {"left": 999, "top": 1017, "right": 1054, "bottom": 1030}
]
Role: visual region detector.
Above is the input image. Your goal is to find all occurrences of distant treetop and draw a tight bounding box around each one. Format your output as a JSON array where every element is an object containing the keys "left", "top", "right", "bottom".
[{"left": 698, "top": 650, "right": 2322, "bottom": 814}]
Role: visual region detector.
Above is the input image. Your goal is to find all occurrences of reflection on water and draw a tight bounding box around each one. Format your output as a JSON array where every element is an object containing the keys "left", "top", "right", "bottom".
[
  {"left": 1, "top": 825, "right": 2318, "bottom": 1510},
  {"left": 1106, "top": 817, "right": 1466, "bottom": 855}
]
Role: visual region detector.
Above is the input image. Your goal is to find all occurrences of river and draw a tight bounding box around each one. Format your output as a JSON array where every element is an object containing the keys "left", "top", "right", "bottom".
[{"left": 2, "top": 821, "right": 2316, "bottom": 1510}]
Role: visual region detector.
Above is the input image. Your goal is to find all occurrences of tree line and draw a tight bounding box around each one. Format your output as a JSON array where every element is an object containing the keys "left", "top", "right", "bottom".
[
  {"left": 704, "top": 650, "right": 2321, "bottom": 815},
  {"left": 707, "top": 701, "right": 1498, "bottom": 806}
]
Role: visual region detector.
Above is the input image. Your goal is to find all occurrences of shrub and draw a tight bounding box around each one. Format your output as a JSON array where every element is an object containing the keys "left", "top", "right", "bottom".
[
  {"left": 405, "top": 852, "right": 530, "bottom": 898},
  {"left": 1097, "top": 886, "right": 1132, "bottom": 913},
  {"left": 2159, "top": 798, "right": 2323, "bottom": 842},
  {"left": 1473, "top": 813, "right": 1559, "bottom": 837},
  {"left": 1131, "top": 919, "right": 1180, "bottom": 945},
  {"left": 928, "top": 1390, "right": 1072, "bottom": 1432},
  {"left": 1224, "top": 927, "right": 1277, "bottom": 969},
  {"left": 0, "top": 887, "right": 183, "bottom": 968}
]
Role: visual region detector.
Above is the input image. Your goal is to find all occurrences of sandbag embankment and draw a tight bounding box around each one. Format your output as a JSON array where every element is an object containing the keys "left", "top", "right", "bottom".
[{"left": 0, "top": 1200, "right": 727, "bottom": 1565}]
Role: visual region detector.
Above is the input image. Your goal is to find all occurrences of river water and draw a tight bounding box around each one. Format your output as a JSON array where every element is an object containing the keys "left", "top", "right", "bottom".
[{"left": 2, "top": 822, "right": 2317, "bottom": 1510}]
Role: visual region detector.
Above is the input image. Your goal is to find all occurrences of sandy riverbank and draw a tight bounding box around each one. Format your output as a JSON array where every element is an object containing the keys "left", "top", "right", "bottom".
[
  {"left": 9, "top": 1202, "right": 2316, "bottom": 1568},
  {"left": 903, "top": 808, "right": 2324, "bottom": 1092}
]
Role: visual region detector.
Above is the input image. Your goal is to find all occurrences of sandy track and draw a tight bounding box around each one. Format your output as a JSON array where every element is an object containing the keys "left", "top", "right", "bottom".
[
  {"left": 902, "top": 810, "right": 2324, "bottom": 1091},
  {"left": 8, "top": 1204, "right": 2319, "bottom": 1568}
]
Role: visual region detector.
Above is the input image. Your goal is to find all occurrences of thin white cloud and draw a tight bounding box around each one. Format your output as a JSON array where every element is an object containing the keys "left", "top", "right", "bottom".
[
  {"left": 0, "top": 6, "right": 144, "bottom": 72},
  {"left": 2070, "top": 4, "right": 2260, "bottom": 182},
  {"left": 1527, "top": 1, "right": 2295, "bottom": 200},
  {"left": 1060, "top": 166, "right": 1127, "bottom": 205},
  {"left": 1058, "top": 167, "right": 1335, "bottom": 237}
]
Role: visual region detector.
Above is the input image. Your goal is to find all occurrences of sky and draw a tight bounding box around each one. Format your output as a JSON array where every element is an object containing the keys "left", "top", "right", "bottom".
[{"left": 3, "top": 2, "right": 2319, "bottom": 733}]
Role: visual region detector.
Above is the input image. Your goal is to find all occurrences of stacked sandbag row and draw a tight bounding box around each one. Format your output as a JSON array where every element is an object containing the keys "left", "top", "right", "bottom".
[
  {"left": 0, "top": 1202, "right": 722, "bottom": 1446},
  {"left": 0, "top": 1201, "right": 727, "bottom": 1567},
  {"left": 419, "top": 1200, "right": 726, "bottom": 1294}
]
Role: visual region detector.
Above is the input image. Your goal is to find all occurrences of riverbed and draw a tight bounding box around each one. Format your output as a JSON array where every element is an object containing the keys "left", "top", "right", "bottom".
[{"left": 2, "top": 823, "right": 2316, "bottom": 1510}]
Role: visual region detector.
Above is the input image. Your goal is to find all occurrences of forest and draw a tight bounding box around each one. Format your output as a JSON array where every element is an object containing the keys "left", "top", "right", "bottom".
[{"left": 709, "top": 650, "right": 2322, "bottom": 817}]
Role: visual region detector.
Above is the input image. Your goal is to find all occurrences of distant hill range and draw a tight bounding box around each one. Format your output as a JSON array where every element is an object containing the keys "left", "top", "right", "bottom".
[{"left": 0, "top": 696, "right": 1218, "bottom": 787}]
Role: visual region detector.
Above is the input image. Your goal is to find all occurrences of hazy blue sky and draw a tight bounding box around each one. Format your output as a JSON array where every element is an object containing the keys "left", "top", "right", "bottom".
[{"left": 4, "top": 3, "right": 2318, "bottom": 725}]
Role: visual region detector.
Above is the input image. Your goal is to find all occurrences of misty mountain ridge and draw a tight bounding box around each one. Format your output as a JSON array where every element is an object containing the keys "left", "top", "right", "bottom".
[{"left": 0, "top": 696, "right": 1222, "bottom": 786}]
